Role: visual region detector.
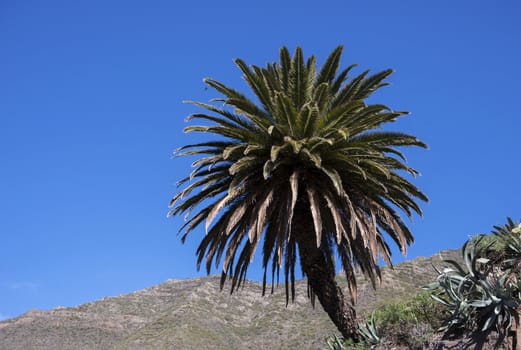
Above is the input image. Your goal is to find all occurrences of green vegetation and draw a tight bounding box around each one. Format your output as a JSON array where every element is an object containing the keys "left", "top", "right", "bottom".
[
  {"left": 425, "top": 218, "right": 521, "bottom": 347},
  {"left": 325, "top": 335, "right": 370, "bottom": 350},
  {"left": 357, "top": 312, "right": 380, "bottom": 347},
  {"left": 170, "top": 45, "right": 427, "bottom": 340},
  {"left": 325, "top": 292, "right": 443, "bottom": 349},
  {"left": 370, "top": 292, "right": 443, "bottom": 348},
  {"left": 326, "top": 218, "right": 521, "bottom": 349}
]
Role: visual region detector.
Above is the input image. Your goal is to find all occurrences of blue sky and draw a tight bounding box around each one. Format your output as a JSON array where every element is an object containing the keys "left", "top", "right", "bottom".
[{"left": 1, "top": 0, "right": 520, "bottom": 320}]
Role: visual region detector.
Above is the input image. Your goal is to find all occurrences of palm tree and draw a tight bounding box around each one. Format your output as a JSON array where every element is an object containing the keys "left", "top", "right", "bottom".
[{"left": 168, "top": 46, "right": 428, "bottom": 340}]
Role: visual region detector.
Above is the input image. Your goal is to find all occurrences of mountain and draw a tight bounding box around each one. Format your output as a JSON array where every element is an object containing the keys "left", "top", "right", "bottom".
[{"left": 0, "top": 249, "right": 460, "bottom": 350}]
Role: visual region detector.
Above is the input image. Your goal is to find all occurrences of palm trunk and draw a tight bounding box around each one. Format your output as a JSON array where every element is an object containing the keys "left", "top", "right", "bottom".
[{"left": 292, "top": 200, "right": 359, "bottom": 341}]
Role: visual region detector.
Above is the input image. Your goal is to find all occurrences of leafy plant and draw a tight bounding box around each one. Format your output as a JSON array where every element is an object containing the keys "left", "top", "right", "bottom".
[
  {"left": 357, "top": 312, "right": 380, "bottom": 347},
  {"left": 325, "top": 334, "right": 372, "bottom": 350},
  {"left": 493, "top": 218, "right": 521, "bottom": 270},
  {"left": 325, "top": 335, "right": 349, "bottom": 350},
  {"left": 426, "top": 219, "right": 521, "bottom": 346},
  {"left": 369, "top": 292, "right": 441, "bottom": 349},
  {"left": 327, "top": 292, "right": 442, "bottom": 349}
]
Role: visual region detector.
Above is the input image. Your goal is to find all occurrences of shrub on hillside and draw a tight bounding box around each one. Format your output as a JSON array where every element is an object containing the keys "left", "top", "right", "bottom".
[{"left": 325, "top": 292, "right": 444, "bottom": 349}]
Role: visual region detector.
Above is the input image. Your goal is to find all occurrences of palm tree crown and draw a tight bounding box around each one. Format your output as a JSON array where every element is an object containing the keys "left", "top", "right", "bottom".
[{"left": 169, "top": 46, "right": 427, "bottom": 337}]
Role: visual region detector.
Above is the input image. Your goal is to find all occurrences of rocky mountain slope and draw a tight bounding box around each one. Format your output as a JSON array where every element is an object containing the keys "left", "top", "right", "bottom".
[{"left": 0, "top": 249, "right": 460, "bottom": 350}]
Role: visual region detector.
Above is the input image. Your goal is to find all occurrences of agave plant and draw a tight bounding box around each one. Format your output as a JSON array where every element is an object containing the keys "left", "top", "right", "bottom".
[
  {"left": 425, "top": 242, "right": 486, "bottom": 333},
  {"left": 324, "top": 313, "right": 380, "bottom": 350},
  {"left": 169, "top": 46, "right": 427, "bottom": 339},
  {"left": 358, "top": 312, "right": 381, "bottom": 347},
  {"left": 476, "top": 272, "right": 520, "bottom": 335},
  {"left": 493, "top": 218, "right": 521, "bottom": 271},
  {"left": 425, "top": 265, "right": 478, "bottom": 332},
  {"left": 325, "top": 335, "right": 348, "bottom": 350},
  {"left": 426, "top": 229, "right": 521, "bottom": 345},
  {"left": 492, "top": 218, "right": 520, "bottom": 237}
]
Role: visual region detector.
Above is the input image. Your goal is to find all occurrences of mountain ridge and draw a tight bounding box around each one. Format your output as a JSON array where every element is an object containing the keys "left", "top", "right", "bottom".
[{"left": 0, "top": 249, "right": 461, "bottom": 350}]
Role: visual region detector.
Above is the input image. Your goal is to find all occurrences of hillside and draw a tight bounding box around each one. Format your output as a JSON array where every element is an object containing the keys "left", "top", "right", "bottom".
[{"left": 0, "top": 249, "right": 460, "bottom": 350}]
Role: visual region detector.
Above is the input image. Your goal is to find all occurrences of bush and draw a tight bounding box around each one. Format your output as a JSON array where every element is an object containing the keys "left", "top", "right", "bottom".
[
  {"left": 325, "top": 291, "right": 445, "bottom": 349},
  {"left": 370, "top": 292, "right": 444, "bottom": 349}
]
